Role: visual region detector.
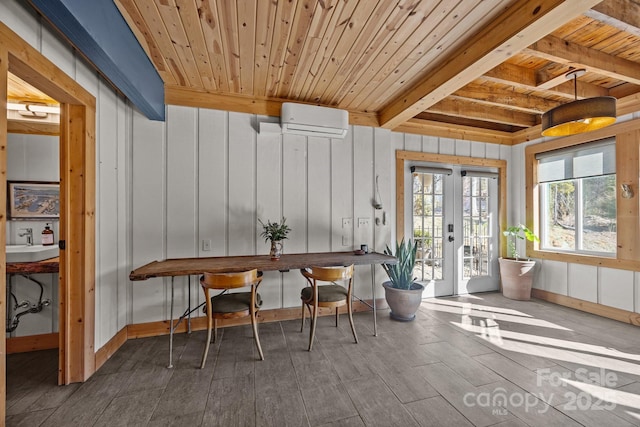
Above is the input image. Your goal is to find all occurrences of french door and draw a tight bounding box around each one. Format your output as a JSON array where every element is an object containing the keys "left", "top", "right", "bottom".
[{"left": 409, "top": 164, "right": 500, "bottom": 297}]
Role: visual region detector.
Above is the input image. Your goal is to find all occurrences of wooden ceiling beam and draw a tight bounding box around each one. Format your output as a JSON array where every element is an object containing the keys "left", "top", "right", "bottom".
[
  {"left": 526, "top": 35, "right": 640, "bottom": 86},
  {"left": 393, "top": 118, "right": 514, "bottom": 145},
  {"left": 428, "top": 98, "right": 538, "bottom": 127},
  {"left": 482, "top": 63, "right": 608, "bottom": 98},
  {"left": 584, "top": 0, "right": 640, "bottom": 37},
  {"left": 377, "top": 0, "right": 603, "bottom": 129},
  {"left": 453, "top": 82, "right": 562, "bottom": 113}
]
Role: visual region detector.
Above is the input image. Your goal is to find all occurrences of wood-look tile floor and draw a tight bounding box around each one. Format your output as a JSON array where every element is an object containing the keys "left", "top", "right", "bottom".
[{"left": 6, "top": 292, "right": 640, "bottom": 426}]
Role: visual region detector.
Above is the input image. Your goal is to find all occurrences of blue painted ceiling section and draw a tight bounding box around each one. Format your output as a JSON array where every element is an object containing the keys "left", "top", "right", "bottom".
[{"left": 29, "top": 0, "right": 165, "bottom": 121}]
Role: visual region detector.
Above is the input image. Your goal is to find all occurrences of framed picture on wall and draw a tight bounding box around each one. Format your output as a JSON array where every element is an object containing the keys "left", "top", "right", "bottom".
[{"left": 7, "top": 181, "right": 60, "bottom": 219}]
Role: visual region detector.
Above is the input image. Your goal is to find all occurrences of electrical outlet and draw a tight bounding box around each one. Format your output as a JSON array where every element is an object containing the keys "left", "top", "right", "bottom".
[
  {"left": 342, "top": 217, "right": 352, "bottom": 228},
  {"left": 202, "top": 239, "right": 212, "bottom": 251},
  {"left": 358, "top": 217, "right": 370, "bottom": 227}
]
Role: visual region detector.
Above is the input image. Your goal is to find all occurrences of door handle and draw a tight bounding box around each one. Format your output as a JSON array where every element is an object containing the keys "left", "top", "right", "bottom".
[{"left": 448, "top": 235, "right": 454, "bottom": 242}]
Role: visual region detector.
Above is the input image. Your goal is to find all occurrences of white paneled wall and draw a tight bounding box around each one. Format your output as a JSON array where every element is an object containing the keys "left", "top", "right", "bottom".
[{"left": 2, "top": 0, "right": 131, "bottom": 348}]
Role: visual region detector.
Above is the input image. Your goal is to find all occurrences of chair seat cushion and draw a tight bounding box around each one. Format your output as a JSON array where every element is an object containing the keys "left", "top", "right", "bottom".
[
  {"left": 301, "top": 285, "right": 348, "bottom": 302},
  {"left": 211, "top": 292, "right": 262, "bottom": 313}
]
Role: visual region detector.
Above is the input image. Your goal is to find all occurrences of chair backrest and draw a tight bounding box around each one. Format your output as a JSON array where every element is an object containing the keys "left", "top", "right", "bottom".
[
  {"left": 301, "top": 265, "right": 354, "bottom": 282},
  {"left": 200, "top": 269, "right": 262, "bottom": 290}
]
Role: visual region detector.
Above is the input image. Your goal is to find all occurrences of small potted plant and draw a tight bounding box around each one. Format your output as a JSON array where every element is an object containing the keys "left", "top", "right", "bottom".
[
  {"left": 381, "top": 238, "right": 425, "bottom": 321},
  {"left": 499, "top": 224, "right": 539, "bottom": 300},
  {"left": 259, "top": 217, "right": 291, "bottom": 260}
]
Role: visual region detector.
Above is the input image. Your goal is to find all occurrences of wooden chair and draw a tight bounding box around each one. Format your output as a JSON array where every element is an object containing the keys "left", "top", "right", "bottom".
[
  {"left": 300, "top": 265, "right": 358, "bottom": 350},
  {"left": 199, "top": 269, "right": 264, "bottom": 368}
]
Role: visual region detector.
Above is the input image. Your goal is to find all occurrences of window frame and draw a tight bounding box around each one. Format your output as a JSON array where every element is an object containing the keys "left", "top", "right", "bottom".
[{"left": 525, "top": 117, "right": 640, "bottom": 271}]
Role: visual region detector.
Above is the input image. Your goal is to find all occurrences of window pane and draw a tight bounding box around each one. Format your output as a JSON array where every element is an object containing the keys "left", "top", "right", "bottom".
[
  {"left": 542, "top": 180, "right": 576, "bottom": 250},
  {"left": 581, "top": 175, "right": 616, "bottom": 252}
]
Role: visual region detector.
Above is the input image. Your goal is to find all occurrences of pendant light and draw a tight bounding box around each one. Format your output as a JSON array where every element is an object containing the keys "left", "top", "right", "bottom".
[{"left": 541, "top": 69, "right": 616, "bottom": 137}]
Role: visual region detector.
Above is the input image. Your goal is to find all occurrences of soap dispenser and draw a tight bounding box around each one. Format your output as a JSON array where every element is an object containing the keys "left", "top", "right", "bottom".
[{"left": 42, "top": 223, "right": 54, "bottom": 246}]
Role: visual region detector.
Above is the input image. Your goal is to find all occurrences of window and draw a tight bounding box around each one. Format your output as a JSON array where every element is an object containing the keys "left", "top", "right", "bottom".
[
  {"left": 411, "top": 167, "right": 447, "bottom": 281},
  {"left": 536, "top": 138, "right": 616, "bottom": 256}
]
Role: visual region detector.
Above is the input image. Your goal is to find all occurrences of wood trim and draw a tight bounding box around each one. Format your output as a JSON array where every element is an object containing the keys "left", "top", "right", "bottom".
[
  {"left": 0, "top": 45, "right": 8, "bottom": 420},
  {"left": 126, "top": 299, "right": 386, "bottom": 339},
  {"left": 7, "top": 333, "right": 59, "bottom": 354},
  {"left": 0, "top": 21, "right": 96, "bottom": 387},
  {"left": 525, "top": 116, "right": 640, "bottom": 270},
  {"left": 94, "top": 327, "right": 128, "bottom": 371},
  {"left": 396, "top": 150, "right": 507, "bottom": 247},
  {"left": 532, "top": 289, "right": 640, "bottom": 326}
]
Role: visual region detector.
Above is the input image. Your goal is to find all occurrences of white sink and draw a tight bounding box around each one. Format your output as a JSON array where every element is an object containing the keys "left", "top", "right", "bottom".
[{"left": 6, "top": 244, "right": 59, "bottom": 262}]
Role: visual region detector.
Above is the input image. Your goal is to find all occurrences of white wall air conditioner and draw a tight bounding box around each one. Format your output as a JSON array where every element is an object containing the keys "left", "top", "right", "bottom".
[{"left": 280, "top": 102, "right": 349, "bottom": 138}]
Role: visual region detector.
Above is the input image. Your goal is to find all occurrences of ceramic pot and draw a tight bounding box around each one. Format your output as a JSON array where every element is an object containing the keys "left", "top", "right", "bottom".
[
  {"left": 383, "top": 281, "right": 425, "bottom": 321},
  {"left": 270, "top": 240, "right": 283, "bottom": 259},
  {"left": 498, "top": 257, "right": 536, "bottom": 300}
]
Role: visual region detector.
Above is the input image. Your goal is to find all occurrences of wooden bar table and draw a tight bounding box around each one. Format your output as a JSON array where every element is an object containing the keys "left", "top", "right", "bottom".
[{"left": 130, "top": 251, "right": 396, "bottom": 367}]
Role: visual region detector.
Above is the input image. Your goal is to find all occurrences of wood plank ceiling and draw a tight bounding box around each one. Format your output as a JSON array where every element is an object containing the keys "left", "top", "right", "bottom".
[{"left": 21, "top": 0, "right": 640, "bottom": 144}]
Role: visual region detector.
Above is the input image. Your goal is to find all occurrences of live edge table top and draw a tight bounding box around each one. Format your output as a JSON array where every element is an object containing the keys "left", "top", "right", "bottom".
[{"left": 129, "top": 251, "right": 397, "bottom": 281}]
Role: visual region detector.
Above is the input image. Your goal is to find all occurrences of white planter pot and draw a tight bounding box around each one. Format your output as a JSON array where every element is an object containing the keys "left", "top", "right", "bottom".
[{"left": 383, "top": 281, "right": 425, "bottom": 321}]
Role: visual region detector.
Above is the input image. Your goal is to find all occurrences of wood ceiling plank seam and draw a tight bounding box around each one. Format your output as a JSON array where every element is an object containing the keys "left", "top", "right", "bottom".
[
  {"left": 216, "top": 0, "right": 241, "bottom": 93},
  {"left": 357, "top": 0, "right": 509, "bottom": 112},
  {"left": 296, "top": 0, "right": 352, "bottom": 100},
  {"left": 152, "top": 0, "right": 204, "bottom": 88},
  {"left": 304, "top": 0, "right": 385, "bottom": 103},
  {"left": 526, "top": 35, "right": 640, "bottom": 86},
  {"left": 286, "top": 0, "right": 342, "bottom": 99},
  {"left": 378, "top": 0, "right": 604, "bottom": 129},
  {"left": 264, "top": 0, "right": 300, "bottom": 98},
  {"left": 198, "top": 0, "right": 231, "bottom": 93},
  {"left": 585, "top": 0, "right": 640, "bottom": 38},
  {"left": 174, "top": 0, "right": 217, "bottom": 91},
  {"left": 561, "top": 19, "right": 618, "bottom": 47},
  {"left": 274, "top": 0, "right": 316, "bottom": 99},
  {"left": 135, "top": 0, "right": 189, "bottom": 87},
  {"left": 600, "top": 33, "right": 640, "bottom": 58},
  {"left": 325, "top": 0, "right": 409, "bottom": 106},
  {"left": 337, "top": 0, "right": 463, "bottom": 108},
  {"left": 551, "top": 14, "right": 594, "bottom": 39},
  {"left": 114, "top": 0, "right": 177, "bottom": 86},
  {"left": 428, "top": 97, "right": 537, "bottom": 127},
  {"left": 253, "top": 1, "right": 277, "bottom": 97},
  {"left": 298, "top": 0, "right": 360, "bottom": 101},
  {"left": 236, "top": 0, "right": 256, "bottom": 95},
  {"left": 8, "top": 72, "right": 58, "bottom": 105},
  {"left": 321, "top": 0, "right": 401, "bottom": 105},
  {"left": 451, "top": 84, "right": 561, "bottom": 113}
]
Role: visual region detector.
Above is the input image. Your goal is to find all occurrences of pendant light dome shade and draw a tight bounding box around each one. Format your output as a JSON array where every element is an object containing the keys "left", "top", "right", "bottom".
[{"left": 541, "top": 96, "right": 617, "bottom": 137}]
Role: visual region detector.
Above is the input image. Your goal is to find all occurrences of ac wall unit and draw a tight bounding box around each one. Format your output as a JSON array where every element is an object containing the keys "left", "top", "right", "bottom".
[{"left": 280, "top": 102, "right": 348, "bottom": 138}]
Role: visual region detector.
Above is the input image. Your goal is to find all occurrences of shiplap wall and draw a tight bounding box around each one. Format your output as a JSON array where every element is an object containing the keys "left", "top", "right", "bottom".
[
  {"left": 2, "top": 0, "right": 131, "bottom": 349},
  {"left": 511, "top": 112, "right": 640, "bottom": 315}
]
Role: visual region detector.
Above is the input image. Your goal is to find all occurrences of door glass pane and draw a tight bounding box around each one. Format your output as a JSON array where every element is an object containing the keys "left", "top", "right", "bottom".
[
  {"left": 413, "top": 172, "right": 444, "bottom": 281},
  {"left": 462, "top": 176, "right": 493, "bottom": 279}
]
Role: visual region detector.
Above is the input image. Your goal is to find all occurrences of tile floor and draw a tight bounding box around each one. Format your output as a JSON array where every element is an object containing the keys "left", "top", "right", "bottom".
[{"left": 6, "top": 292, "right": 640, "bottom": 426}]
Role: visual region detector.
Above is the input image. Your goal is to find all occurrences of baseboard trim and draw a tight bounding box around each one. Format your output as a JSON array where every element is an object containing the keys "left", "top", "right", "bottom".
[
  {"left": 7, "top": 333, "right": 59, "bottom": 354},
  {"left": 94, "top": 326, "right": 128, "bottom": 371},
  {"left": 532, "top": 289, "right": 640, "bottom": 326},
  {"left": 127, "top": 298, "right": 386, "bottom": 339}
]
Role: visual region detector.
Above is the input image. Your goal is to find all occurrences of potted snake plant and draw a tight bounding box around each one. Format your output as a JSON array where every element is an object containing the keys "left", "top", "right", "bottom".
[
  {"left": 382, "top": 238, "right": 425, "bottom": 321},
  {"left": 499, "top": 224, "right": 539, "bottom": 300}
]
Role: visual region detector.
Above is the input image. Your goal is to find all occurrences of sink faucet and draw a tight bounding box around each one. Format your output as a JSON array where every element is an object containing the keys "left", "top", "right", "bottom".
[{"left": 18, "top": 228, "right": 33, "bottom": 246}]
